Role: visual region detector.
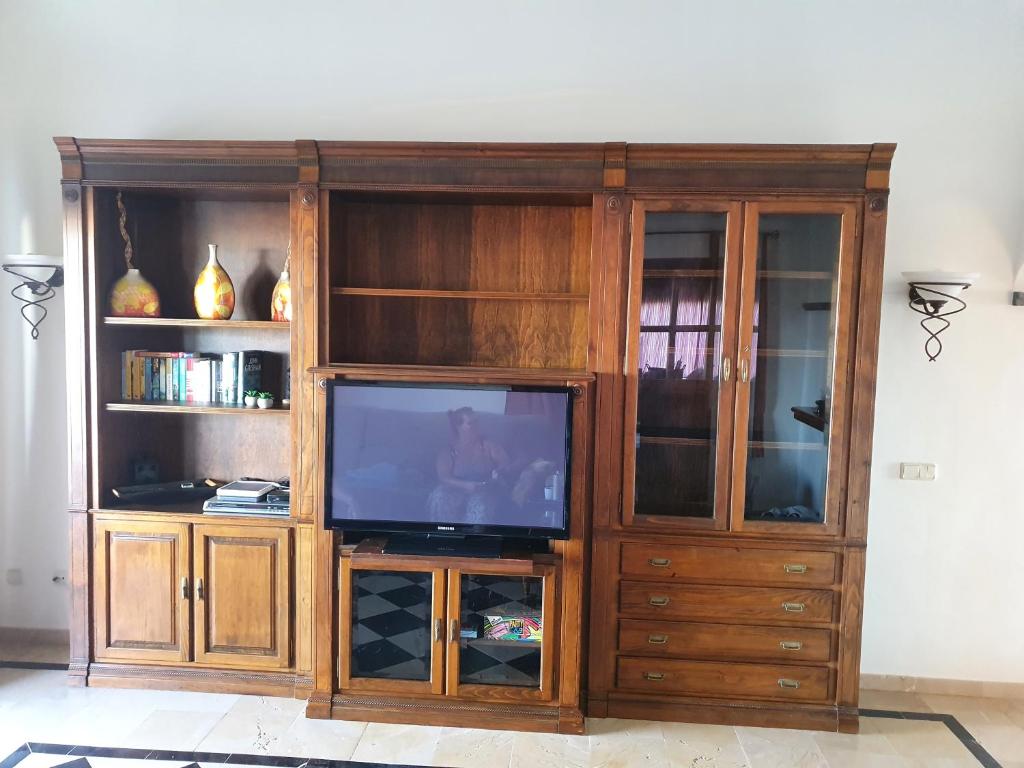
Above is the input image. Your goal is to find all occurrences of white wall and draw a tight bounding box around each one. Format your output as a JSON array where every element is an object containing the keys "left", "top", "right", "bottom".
[{"left": 1, "top": 0, "right": 1022, "bottom": 680}]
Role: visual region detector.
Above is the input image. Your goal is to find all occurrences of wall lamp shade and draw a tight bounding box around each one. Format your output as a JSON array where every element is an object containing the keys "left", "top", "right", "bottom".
[
  {"left": 2, "top": 254, "right": 64, "bottom": 340},
  {"left": 903, "top": 270, "right": 979, "bottom": 361}
]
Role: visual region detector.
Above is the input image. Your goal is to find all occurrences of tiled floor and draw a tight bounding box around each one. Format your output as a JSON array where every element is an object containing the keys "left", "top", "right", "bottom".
[{"left": 1, "top": 668, "right": 1020, "bottom": 767}]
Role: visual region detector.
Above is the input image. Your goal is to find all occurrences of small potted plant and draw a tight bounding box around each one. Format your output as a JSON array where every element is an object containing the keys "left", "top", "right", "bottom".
[
  {"left": 243, "top": 389, "right": 259, "bottom": 408},
  {"left": 256, "top": 391, "right": 275, "bottom": 409}
]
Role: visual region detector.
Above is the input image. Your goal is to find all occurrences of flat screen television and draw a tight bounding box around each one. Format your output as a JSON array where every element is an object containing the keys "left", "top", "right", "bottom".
[{"left": 324, "top": 380, "right": 572, "bottom": 541}]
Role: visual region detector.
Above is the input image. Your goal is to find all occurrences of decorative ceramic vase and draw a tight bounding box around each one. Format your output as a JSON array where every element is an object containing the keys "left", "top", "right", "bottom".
[
  {"left": 109, "top": 268, "right": 161, "bottom": 317},
  {"left": 243, "top": 394, "right": 257, "bottom": 408},
  {"left": 257, "top": 396, "right": 275, "bottom": 409},
  {"left": 193, "top": 243, "right": 234, "bottom": 320},
  {"left": 270, "top": 249, "right": 291, "bottom": 322},
  {"left": 109, "top": 191, "right": 161, "bottom": 317}
]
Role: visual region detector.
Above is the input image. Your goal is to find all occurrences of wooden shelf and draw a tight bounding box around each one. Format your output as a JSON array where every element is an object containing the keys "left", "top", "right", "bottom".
[
  {"left": 331, "top": 287, "right": 588, "bottom": 302},
  {"left": 106, "top": 400, "right": 290, "bottom": 415},
  {"left": 758, "top": 270, "right": 832, "bottom": 280},
  {"left": 749, "top": 440, "right": 826, "bottom": 451},
  {"left": 311, "top": 363, "right": 594, "bottom": 384},
  {"left": 643, "top": 269, "right": 723, "bottom": 278},
  {"left": 639, "top": 435, "right": 712, "bottom": 447},
  {"left": 350, "top": 537, "right": 544, "bottom": 574},
  {"left": 104, "top": 317, "right": 289, "bottom": 330},
  {"left": 461, "top": 638, "right": 544, "bottom": 648},
  {"left": 757, "top": 348, "right": 826, "bottom": 359}
]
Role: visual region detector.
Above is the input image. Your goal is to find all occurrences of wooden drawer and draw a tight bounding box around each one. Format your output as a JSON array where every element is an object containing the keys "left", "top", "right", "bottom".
[
  {"left": 621, "top": 542, "right": 837, "bottom": 586},
  {"left": 617, "top": 656, "right": 831, "bottom": 702},
  {"left": 620, "top": 581, "right": 835, "bottom": 623},
  {"left": 618, "top": 619, "right": 833, "bottom": 663}
]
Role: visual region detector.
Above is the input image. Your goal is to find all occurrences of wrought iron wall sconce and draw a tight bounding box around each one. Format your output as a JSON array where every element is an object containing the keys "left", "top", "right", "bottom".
[
  {"left": 903, "top": 270, "right": 979, "bottom": 361},
  {"left": 2, "top": 255, "right": 64, "bottom": 340}
]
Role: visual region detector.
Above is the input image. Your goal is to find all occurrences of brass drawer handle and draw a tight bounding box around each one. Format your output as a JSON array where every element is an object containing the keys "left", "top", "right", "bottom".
[
  {"left": 648, "top": 558, "right": 671, "bottom": 568},
  {"left": 722, "top": 357, "right": 731, "bottom": 382},
  {"left": 782, "top": 602, "right": 806, "bottom": 613},
  {"left": 648, "top": 596, "right": 670, "bottom": 607},
  {"left": 740, "top": 358, "right": 750, "bottom": 383},
  {"left": 449, "top": 619, "right": 459, "bottom": 643},
  {"left": 778, "top": 678, "right": 801, "bottom": 689},
  {"left": 643, "top": 672, "right": 665, "bottom": 681},
  {"left": 780, "top": 640, "right": 803, "bottom": 651},
  {"left": 196, "top": 577, "right": 205, "bottom": 601},
  {"left": 434, "top": 618, "right": 443, "bottom": 643},
  {"left": 647, "top": 634, "right": 669, "bottom": 645},
  {"left": 784, "top": 563, "right": 808, "bottom": 574},
  {"left": 180, "top": 577, "right": 190, "bottom": 600}
]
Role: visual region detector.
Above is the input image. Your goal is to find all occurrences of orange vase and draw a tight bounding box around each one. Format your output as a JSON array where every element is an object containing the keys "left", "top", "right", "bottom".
[
  {"left": 193, "top": 244, "right": 234, "bottom": 320},
  {"left": 271, "top": 265, "right": 291, "bottom": 322},
  {"left": 109, "top": 268, "right": 161, "bottom": 317}
]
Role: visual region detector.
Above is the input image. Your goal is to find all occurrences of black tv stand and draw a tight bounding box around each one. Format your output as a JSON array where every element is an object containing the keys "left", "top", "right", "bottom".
[{"left": 382, "top": 533, "right": 503, "bottom": 559}]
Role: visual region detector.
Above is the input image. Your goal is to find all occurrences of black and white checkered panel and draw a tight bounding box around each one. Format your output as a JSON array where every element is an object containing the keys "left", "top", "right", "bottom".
[{"left": 350, "top": 570, "right": 433, "bottom": 682}]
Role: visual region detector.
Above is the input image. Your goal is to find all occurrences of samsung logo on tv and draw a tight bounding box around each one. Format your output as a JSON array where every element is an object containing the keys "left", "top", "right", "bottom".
[{"left": 437, "top": 525, "right": 456, "bottom": 531}]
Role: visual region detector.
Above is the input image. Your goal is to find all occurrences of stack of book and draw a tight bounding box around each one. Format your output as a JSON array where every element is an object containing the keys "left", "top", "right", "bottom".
[{"left": 120, "top": 350, "right": 281, "bottom": 405}]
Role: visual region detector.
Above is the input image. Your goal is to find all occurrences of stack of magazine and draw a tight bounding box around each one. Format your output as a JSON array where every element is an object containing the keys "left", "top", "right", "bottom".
[{"left": 202, "top": 480, "right": 290, "bottom": 517}]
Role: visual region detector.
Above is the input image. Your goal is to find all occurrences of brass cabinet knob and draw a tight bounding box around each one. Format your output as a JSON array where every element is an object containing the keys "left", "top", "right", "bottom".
[{"left": 180, "top": 577, "right": 190, "bottom": 600}]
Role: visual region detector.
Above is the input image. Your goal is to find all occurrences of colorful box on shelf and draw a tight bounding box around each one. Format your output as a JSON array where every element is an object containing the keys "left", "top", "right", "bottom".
[{"left": 483, "top": 615, "right": 543, "bottom": 643}]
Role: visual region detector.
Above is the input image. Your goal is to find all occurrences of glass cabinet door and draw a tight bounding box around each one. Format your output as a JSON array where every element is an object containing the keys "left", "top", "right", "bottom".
[
  {"left": 623, "top": 203, "right": 741, "bottom": 529},
  {"left": 733, "top": 203, "right": 856, "bottom": 533},
  {"left": 446, "top": 567, "right": 555, "bottom": 701},
  {"left": 339, "top": 561, "right": 445, "bottom": 694}
]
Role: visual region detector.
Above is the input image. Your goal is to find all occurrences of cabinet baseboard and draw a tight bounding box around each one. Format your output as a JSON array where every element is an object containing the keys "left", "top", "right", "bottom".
[{"left": 85, "top": 662, "right": 304, "bottom": 697}]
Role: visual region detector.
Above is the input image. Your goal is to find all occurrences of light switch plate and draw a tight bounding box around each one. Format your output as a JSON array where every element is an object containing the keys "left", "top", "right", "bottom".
[{"left": 900, "top": 462, "right": 936, "bottom": 480}]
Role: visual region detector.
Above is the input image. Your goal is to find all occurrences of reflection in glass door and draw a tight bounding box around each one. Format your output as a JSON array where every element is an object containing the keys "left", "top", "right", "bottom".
[
  {"left": 735, "top": 205, "right": 852, "bottom": 530},
  {"left": 624, "top": 205, "right": 740, "bottom": 528}
]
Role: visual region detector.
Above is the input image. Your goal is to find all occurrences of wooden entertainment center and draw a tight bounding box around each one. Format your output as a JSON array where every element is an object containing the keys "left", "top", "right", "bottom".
[{"left": 56, "top": 138, "right": 894, "bottom": 735}]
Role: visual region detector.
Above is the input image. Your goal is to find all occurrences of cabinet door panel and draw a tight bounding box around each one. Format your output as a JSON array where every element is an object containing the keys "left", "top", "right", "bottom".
[
  {"left": 193, "top": 524, "right": 291, "bottom": 669},
  {"left": 732, "top": 202, "right": 858, "bottom": 535},
  {"left": 93, "top": 519, "right": 191, "bottom": 663},
  {"left": 622, "top": 201, "right": 743, "bottom": 530},
  {"left": 446, "top": 565, "right": 557, "bottom": 702},
  {"left": 339, "top": 560, "right": 445, "bottom": 695}
]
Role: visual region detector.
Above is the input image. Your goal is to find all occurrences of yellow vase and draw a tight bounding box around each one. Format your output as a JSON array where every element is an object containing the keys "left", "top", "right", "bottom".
[
  {"left": 271, "top": 267, "right": 291, "bottom": 322},
  {"left": 109, "top": 268, "right": 161, "bottom": 317},
  {"left": 193, "top": 243, "right": 234, "bottom": 320}
]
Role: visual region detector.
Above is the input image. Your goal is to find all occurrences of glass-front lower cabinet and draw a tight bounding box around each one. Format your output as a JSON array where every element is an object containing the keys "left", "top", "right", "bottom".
[
  {"left": 624, "top": 200, "right": 856, "bottom": 535},
  {"left": 339, "top": 561, "right": 446, "bottom": 694},
  {"left": 338, "top": 558, "right": 557, "bottom": 701},
  {"left": 446, "top": 566, "right": 556, "bottom": 701}
]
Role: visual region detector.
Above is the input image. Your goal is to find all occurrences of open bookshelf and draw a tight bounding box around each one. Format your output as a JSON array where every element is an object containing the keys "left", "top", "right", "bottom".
[
  {"left": 89, "top": 187, "right": 293, "bottom": 512},
  {"left": 326, "top": 193, "right": 592, "bottom": 370}
]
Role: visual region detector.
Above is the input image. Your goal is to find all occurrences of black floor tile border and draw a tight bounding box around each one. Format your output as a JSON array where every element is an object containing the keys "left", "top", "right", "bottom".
[
  {"left": 0, "top": 709, "right": 1004, "bottom": 768},
  {"left": 0, "top": 744, "right": 422, "bottom": 768},
  {"left": 861, "top": 708, "right": 1003, "bottom": 768},
  {"left": 0, "top": 661, "right": 70, "bottom": 671}
]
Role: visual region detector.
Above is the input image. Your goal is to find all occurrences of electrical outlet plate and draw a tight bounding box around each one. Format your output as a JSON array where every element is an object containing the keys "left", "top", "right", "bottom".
[{"left": 900, "top": 462, "right": 937, "bottom": 481}]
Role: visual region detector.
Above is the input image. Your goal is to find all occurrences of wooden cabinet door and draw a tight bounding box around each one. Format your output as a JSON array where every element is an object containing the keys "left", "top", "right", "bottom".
[
  {"left": 621, "top": 200, "right": 743, "bottom": 531},
  {"left": 93, "top": 518, "right": 191, "bottom": 664},
  {"left": 729, "top": 201, "right": 858, "bottom": 537},
  {"left": 192, "top": 524, "right": 291, "bottom": 669},
  {"left": 445, "top": 565, "right": 557, "bottom": 702},
  {"left": 338, "top": 559, "right": 446, "bottom": 696}
]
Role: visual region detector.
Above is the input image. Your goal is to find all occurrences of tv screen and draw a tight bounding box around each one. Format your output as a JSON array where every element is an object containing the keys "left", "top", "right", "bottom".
[{"left": 324, "top": 381, "right": 572, "bottom": 539}]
